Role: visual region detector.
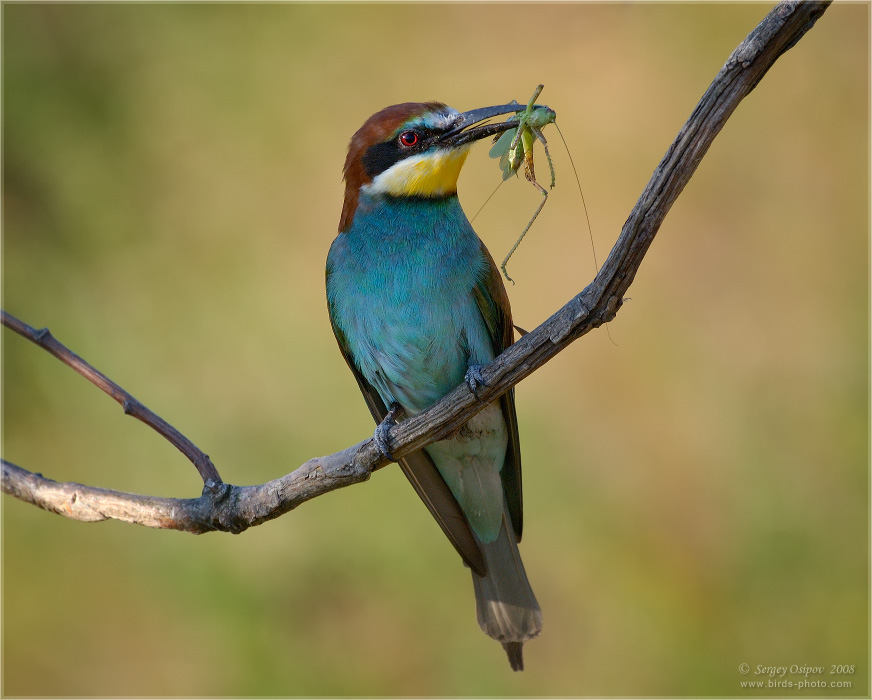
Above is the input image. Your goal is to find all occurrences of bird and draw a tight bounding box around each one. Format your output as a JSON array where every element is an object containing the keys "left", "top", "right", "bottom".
[{"left": 325, "top": 100, "right": 542, "bottom": 671}]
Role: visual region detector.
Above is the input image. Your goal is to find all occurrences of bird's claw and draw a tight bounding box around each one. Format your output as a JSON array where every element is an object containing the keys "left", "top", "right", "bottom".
[
  {"left": 465, "top": 364, "right": 488, "bottom": 399},
  {"left": 374, "top": 403, "right": 400, "bottom": 461}
]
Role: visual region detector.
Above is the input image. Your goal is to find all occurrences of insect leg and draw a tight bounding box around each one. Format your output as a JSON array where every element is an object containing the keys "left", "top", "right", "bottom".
[
  {"left": 500, "top": 177, "right": 548, "bottom": 284},
  {"left": 533, "top": 126, "right": 556, "bottom": 189}
]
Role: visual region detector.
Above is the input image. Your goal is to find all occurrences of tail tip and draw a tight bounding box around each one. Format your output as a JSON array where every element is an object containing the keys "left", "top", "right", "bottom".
[{"left": 502, "top": 641, "right": 525, "bottom": 671}]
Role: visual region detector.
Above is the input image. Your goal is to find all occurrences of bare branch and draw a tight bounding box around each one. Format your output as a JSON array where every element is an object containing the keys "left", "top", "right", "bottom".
[
  {"left": 1, "top": 310, "right": 222, "bottom": 485},
  {"left": 2, "top": 444, "right": 373, "bottom": 533},
  {"left": 1, "top": 0, "right": 831, "bottom": 533}
]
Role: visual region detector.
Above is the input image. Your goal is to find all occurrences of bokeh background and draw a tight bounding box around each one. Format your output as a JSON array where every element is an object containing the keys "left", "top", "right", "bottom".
[{"left": 2, "top": 3, "right": 867, "bottom": 697}]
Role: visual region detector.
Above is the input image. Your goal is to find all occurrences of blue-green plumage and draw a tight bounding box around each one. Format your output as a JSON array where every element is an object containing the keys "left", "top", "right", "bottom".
[
  {"left": 326, "top": 101, "right": 541, "bottom": 671},
  {"left": 328, "top": 194, "right": 508, "bottom": 543},
  {"left": 328, "top": 196, "right": 493, "bottom": 414}
]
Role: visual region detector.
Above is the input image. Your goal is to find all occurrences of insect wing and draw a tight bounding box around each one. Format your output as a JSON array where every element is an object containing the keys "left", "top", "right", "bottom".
[
  {"left": 503, "top": 139, "right": 524, "bottom": 179},
  {"left": 489, "top": 128, "right": 517, "bottom": 159}
]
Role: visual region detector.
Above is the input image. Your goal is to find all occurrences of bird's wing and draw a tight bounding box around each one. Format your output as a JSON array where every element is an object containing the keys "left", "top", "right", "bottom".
[
  {"left": 472, "top": 240, "right": 524, "bottom": 542},
  {"left": 329, "top": 323, "right": 487, "bottom": 576}
]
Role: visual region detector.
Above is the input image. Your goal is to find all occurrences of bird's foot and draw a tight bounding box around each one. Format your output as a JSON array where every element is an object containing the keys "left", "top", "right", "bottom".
[
  {"left": 464, "top": 364, "right": 488, "bottom": 400},
  {"left": 374, "top": 403, "right": 401, "bottom": 461}
]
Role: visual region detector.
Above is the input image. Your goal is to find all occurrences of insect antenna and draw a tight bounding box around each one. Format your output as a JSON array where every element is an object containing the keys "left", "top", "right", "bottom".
[
  {"left": 470, "top": 178, "right": 507, "bottom": 224},
  {"left": 555, "top": 121, "right": 617, "bottom": 345}
]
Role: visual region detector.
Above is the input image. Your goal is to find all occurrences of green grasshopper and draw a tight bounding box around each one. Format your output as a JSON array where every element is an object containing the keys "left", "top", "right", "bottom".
[{"left": 489, "top": 84, "right": 557, "bottom": 283}]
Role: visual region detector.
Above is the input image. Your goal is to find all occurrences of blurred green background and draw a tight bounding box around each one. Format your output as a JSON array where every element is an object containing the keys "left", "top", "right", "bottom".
[{"left": 2, "top": 3, "right": 867, "bottom": 697}]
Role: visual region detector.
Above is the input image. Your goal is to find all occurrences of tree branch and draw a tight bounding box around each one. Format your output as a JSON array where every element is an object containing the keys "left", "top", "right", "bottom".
[
  {"left": 1, "top": 310, "right": 222, "bottom": 486},
  {"left": 1, "top": 0, "right": 831, "bottom": 534}
]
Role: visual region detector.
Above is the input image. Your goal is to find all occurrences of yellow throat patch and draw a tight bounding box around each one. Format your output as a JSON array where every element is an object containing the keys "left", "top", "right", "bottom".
[{"left": 364, "top": 146, "right": 471, "bottom": 198}]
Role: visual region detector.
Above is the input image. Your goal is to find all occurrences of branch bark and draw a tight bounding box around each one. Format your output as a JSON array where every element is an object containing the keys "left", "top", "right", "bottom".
[
  {"left": 2, "top": 0, "right": 831, "bottom": 534},
  {"left": 2, "top": 311, "right": 222, "bottom": 485}
]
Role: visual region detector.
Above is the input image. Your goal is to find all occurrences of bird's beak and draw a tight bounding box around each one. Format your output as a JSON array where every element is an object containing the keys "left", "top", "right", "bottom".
[{"left": 443, "top": 102, "right": 548, "bottom": 148}]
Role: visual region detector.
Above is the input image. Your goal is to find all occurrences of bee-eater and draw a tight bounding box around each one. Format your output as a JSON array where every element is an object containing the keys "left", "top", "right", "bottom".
[{"left": 326, "top": 101, "right": 542, "bottom": 671}]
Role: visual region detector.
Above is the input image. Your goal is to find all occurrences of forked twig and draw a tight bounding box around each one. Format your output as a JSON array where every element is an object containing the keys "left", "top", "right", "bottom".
[{"left": 2, "top": 311, "right": 222, "bottom": 486}]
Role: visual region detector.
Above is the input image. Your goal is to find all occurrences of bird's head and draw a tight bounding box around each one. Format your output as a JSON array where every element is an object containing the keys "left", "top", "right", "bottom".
[{"left": 339, "top": 101, "right": 526, "bottom": 232}]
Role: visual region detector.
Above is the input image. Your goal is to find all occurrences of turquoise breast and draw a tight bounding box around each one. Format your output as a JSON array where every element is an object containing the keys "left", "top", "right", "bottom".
[{"left": 327, "top": 194, "right": 495, "bottom": 415}]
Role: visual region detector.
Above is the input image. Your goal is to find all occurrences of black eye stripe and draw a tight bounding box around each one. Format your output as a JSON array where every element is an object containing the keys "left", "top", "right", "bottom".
[
  {"left": 361, "top": 127, "right": 442, "bottom": 179},
  {"left": 361, "top": 141, "right": 405, "bottom": 179},
  {"left": 401, "top": 126, "right": 439, "bottom": 142}
]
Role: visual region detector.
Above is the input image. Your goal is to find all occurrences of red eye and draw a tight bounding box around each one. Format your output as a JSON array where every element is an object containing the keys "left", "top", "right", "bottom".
[{"left": 399, "top": 131, "right": 419, "bottom": 147}]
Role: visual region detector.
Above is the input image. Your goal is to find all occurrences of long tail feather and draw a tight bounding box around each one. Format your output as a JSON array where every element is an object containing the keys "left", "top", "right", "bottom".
[
  {"left": 502, "top": 642, "right": 525, "bottom": 672},
  {"left": 471, "top": 512, "right": 541, "bottom": 671}
]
